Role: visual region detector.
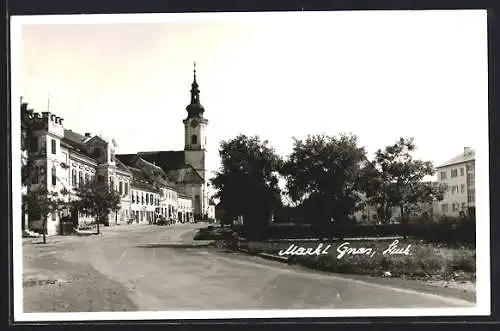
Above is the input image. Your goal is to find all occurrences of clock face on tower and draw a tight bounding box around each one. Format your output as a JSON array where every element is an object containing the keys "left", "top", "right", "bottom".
[{"left": 190, "top": 119, "right": 199, "bottom": 128}]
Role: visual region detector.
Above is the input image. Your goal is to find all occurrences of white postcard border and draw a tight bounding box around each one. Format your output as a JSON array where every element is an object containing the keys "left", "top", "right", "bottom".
[{"left": 11, "top": 10, "right": 491, "bottom": 321}]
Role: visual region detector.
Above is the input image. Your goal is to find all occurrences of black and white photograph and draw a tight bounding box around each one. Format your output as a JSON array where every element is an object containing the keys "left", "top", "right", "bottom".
[{"left": 11, "top": 10, "right": 490, "bottom": 321}]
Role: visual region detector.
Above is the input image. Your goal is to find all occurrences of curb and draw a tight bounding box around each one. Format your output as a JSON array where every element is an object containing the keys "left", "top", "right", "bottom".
[
  {"left": 238, "top": 248, "right": 290, "bottom": 263},
  {"left": 136, "top": 242, "right": 215, "bottom": 249}
]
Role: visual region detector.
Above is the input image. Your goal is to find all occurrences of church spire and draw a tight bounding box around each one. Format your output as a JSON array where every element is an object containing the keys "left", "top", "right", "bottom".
[
  {"left": 191, "top": 61, "right": 199, "bottom": 103},
  {"left": 193, "top": 61, "right": 197, "bottom": 84},
  {"left": 186, "top": 62, "right": 204, "bottom": 118}
]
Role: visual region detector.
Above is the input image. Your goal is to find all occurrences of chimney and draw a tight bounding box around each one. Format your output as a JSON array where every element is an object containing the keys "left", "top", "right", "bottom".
[
  {"left": 85, "top": 133, "right": 91, "bottom": 137},
  {"left": 464, "top": 147, "right": 472, "bottom": 155}
]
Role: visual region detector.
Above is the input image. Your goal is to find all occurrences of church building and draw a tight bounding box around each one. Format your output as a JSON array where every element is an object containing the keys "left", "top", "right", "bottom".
[{"left": 116, "top": 63, "right": 210, "bottom": 220}]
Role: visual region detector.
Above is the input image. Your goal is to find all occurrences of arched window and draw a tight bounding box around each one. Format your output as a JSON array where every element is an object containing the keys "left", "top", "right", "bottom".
[{"left": 191, "top": 134, "right": 198, "bottom": 144}]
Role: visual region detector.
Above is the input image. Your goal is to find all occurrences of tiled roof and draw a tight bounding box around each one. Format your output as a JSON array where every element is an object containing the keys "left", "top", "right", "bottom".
[
  {"left": 135, "top": 157, "right": 167, "bottom": 176},
  {"left": 128, "top": 166, "right": 158, "bottom": 192},
  {"left": 437, "top": 149, "right": 475, "bottom": 168},
  {"left": 115, "top": 157, "right": 132, "bottom": 175},
  {"left": 117, "top": 150, "right": 203, "bottom": 183},
  {"left": 167, "top": 165, "right": 204, "bottom": 183},
  {"left": 62, "top": 129, "right": 96, "bottom": 159}
]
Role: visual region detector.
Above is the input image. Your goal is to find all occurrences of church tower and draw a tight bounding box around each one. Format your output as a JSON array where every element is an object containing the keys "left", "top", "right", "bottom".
[{"left": 183, "top": 63, "right": 209, "bottom": 218}]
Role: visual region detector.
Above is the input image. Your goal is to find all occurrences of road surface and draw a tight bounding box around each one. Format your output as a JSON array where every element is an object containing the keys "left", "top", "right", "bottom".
[{"left": 22, "top": 224, "right": 475, "bottom": 312}]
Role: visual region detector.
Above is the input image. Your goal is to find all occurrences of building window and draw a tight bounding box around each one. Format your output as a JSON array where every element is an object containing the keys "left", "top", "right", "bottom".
[
  {"left": 51, "top": 139, "right": 57, "bottom": 154},
  {"left": 124, "top": 182, "right": 129, "bottom": 195},
  {"left": 440, "top": 171, "right": 447, "bottom": 180},
  {"left": 51, "top": 166, "right": 57, "bottom": 186},
  {"left": 110, "top": 177, "right": 114, "bottom": 190},
  {"left": 461, "top": 184, "right": 465, "bottom": 193},
  {"left": 460, "top": 168, "right": 465, "bottom": 176},
  {"left": 132, "top": 192, "right": 135, "bottom": 203},
  {"left": 119, "top": 181, "right": 123, "bottom": 195},
  {"left": 78, "top": 171, "right": 83, "bottom": 187},
  {"left": 450, "top": 169, "right": 458, "bottom": 178},
  {"left": 467, "top": 173, "right": 475, "bottom": 188},
  {"left": 462, "top": 203, "right": 467, "bottom": 211},
  {"left": 97, "top": 175, "right": 104, "bottom": 183},
  {"left": 146, "top": 194, "right": 149, "bottom": 204},
  {"left": 468, "top": 189, "right": 475, "bottom": 203},
  {"left": 191, "top": 134, "right": 198, "bottom": 145},
  {"left": 452, "top": 203, "right": 459, "bottom": 212},
  {"left": 71, "top": 169, "right": 77, "bottom": 186},
  {"left": 441, "top": 204, "right": 448, "bottom": 213},
  {"left": 85, "top": 173, "right": 90, "bottom": 184}
]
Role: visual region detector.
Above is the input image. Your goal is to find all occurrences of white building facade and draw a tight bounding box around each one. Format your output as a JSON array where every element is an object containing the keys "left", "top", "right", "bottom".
[{"left": 434, "top": 147, "right": 475, "bottom": 217}]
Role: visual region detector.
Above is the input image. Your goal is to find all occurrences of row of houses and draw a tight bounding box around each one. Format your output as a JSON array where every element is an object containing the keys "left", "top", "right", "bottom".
[
  {"left": 21, "top": 102, "right": 203, "bottom": 235},
  {"left": 21, "top": 66, "right": 216, "bottom": 235}
]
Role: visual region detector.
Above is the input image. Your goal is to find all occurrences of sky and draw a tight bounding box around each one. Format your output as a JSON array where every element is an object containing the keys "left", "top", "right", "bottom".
[{"left": 15, "top": 10, "right": 488, "bottom": 181}]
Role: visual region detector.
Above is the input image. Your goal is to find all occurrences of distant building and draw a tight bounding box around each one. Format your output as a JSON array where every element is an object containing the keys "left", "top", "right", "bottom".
[
  {"left": 178, "top": 194, "right": 193, "bottom": 223},
  {"left": 434, "top": 147, "right": 475, "bottom": 217}
]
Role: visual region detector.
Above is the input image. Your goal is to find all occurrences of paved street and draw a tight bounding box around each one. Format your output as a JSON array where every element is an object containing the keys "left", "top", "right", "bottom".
[{"left": 23, "top": 224, "right": 475, "bottom": 312}]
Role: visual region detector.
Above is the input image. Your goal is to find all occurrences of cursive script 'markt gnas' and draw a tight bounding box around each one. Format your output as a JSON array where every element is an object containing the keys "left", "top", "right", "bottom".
[
  {"left": 278, "top": 243, "right": 332, "bottom": 256},
  {"left": 277, "top": 240, "right": 411, "bottom": 259}
]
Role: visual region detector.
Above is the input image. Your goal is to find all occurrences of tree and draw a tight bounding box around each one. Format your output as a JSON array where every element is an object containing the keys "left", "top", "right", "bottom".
[
  {"left": 210, "top": 135, "right": 282, "bottom": 237},
  {"left": 72, "top": 180, "right": 122, "bottom": 234},
  {"left": 359, "top": 137, "right": 447, "bottom": 229},
  {"left": 23, "top": 188, "right": 65, "bottom": 243},
  {"left": 21, "top": 100, "right": 45, "bottom": 232},
  {"left": 281, "top": 134, "right": 367, "bottom": 228}
]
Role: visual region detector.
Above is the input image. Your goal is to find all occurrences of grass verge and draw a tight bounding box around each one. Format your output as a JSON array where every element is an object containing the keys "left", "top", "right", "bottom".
[{"left": 237, "top": 239, "right": 475, "bottom": 282}]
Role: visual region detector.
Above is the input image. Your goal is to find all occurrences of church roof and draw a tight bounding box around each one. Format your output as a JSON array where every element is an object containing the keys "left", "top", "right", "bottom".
[
  {"left": 117, "top": 151, "right": 185, "bottom": 171},
  {"left": 115, "top": 153, "right": 136, "bottom": 166},
  {"left": 138, "top": 151, "right": 186, "bottom": 171}
]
